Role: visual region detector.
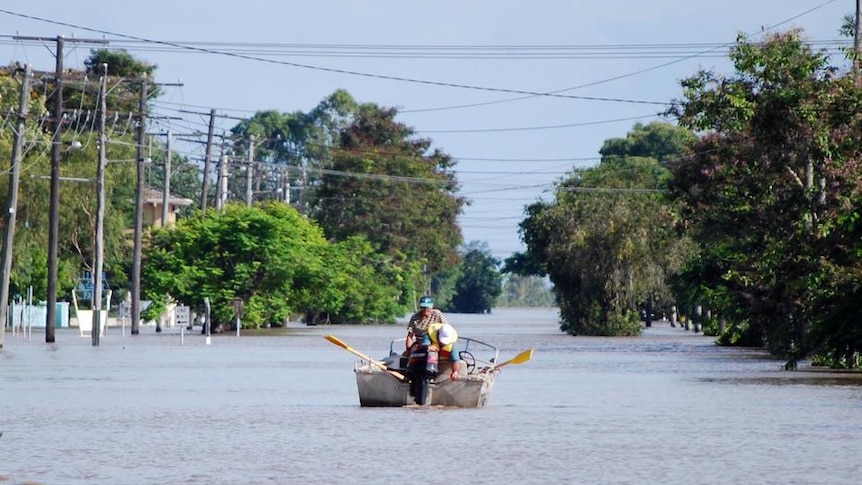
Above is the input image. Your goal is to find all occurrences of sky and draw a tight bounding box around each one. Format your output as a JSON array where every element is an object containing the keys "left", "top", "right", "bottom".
[{"left": 0, "top": 1, "right": 854, "bottom": 260}]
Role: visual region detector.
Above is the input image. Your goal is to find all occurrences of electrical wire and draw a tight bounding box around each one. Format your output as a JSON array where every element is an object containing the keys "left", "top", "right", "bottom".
[
  {"left": 401, "top": 0, "right": 845, "bottom": 113},
  {"left": 0, "top": 8, "right": 670, "bottom": 106}
]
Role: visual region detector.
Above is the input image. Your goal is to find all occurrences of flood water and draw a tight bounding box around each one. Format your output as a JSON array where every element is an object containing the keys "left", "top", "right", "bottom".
[{"left": 1, "top": 308, "right": 860, "bottom": 485}]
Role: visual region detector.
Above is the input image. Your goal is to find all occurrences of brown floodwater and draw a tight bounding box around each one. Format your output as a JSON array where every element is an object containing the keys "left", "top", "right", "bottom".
[{"left": 1, "top": 308, "right": 860, "bottom": 484}]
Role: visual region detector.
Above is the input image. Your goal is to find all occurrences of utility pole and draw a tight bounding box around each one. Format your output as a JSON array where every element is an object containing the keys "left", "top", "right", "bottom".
[
  {"left": 130, "top": 85, "right": 180, "bottom": 337},
  {"left": 216, "top": 135, "right": 228, "bottom": 211},
  {"left": 46, "top": 36, "right": 64, "bottom": 343},
  {"left": 131, "top": 77, "right": 148, "bottom": 335},
  {"left": 200, "top": 108, "right": 216, "bottom": 210},
  {"left": 0, "top": 65, "right": 31, "bottom": 350},
  {"left": 14, "top": 35, "right": 107, "bottom": 343},
  {"left": 161, "top": 130, "right": 172, "bottom": 227},
  {"left": 279, "top": 170, "right": 290, "bottom": 204},
  {"left": 245, "top": 135, "right": 255, "bottom": 206},
  {"left": 92, "top": 64, "right": 108, "bottom": 346},
  {"left": 300, "top": 165, "right": 307, "bottom": 212}
]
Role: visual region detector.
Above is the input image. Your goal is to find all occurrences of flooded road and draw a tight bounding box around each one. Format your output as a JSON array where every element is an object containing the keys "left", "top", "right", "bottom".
[{"left": 1, "top": 308, "right": 860, "bottom": 484}]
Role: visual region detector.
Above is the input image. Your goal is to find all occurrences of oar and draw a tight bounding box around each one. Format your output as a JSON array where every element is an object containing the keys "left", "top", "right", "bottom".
[
  {"left": 324, "top": 334, "right": 406, "bottom": 380},
  {"left": 492, "top": 348, "right": 534, "bottom": 371}
]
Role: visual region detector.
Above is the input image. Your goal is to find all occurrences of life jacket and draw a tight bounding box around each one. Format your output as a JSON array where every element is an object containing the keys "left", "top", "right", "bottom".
[{"left": 427, "top": 322, "right": 457, "bottom": 360}]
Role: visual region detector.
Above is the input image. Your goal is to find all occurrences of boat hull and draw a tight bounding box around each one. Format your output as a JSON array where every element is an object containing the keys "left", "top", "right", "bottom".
[{"left": 355, "top": 366, "right": 497, "bottom": 408}]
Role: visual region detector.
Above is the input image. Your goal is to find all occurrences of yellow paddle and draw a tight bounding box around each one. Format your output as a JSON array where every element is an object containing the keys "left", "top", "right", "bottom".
[
  {"left": 492, "top": 348, "right": 534, "bottom": 371},
  {"left": 324, "top": 334, "right": 406, "bottom": 380}
]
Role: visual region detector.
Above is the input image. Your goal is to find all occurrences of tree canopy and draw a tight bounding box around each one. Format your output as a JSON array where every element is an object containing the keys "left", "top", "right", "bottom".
[
  {"left": 141, "top": 202, "right": 407, "bottom": 328},
  {"left": 514, "top": 122, "right": 695, "bottom": 335},
  {"left": 313, "top": 102, "right": 465, "bottom": 275},
  {"left": 447, "top": 241, "right": 502, "bottom": 314},
  {"left": 228, "top": 92, "right": 466, "bottom": 306},
  {"left": 668, "top": 30, "right": 862, "bottom": 367}
]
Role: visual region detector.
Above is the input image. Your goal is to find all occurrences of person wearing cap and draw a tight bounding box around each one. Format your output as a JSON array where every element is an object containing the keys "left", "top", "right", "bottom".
[
  {"left": 423, "top": 321, "right": 464, "bottom": 381},
  {"left": 405, "top": 295, "right": 450, "bottom": 353}
]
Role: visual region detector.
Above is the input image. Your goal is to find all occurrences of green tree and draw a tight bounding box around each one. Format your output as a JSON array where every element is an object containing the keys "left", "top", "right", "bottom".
[
  {"left": 599, "top": 121, "right": 696, "bottom": 165},
  {"left": 448, "top": 241, "right": 502, "bottom": 313},
  {"left": 668, "top": 30, "right": 862, "bottom": 367},
  {"left": 0, "top": 72, "right": 51, "bottom": 299},
  {"left": 516, "top": 122, "right": 696, "bottom": 336},
  {"left": 230, "top": 92, "right": 464, "bottom": 301},
  {"left": 229, "top": 90, "right": 359, "bottom": 209},
  {"left": 314, "top": 236, "right": 408, "bottom": 324},
  {"left": 84, "top": 49, "right": 157, "bottom": 78},
  {"left": 1, "top": 70, "right": 139, "bottom": 305},
  {"left": 63, "top": 50, "right": 159, "bottom": 128},
  {"left": 142, "top": 202, "right": 407, "bottom": 328},
  {"left": 142, "top": 202, "right": 330, "bottom": 328},
  {"left": 314, "top": 102, "right": 465, "bottom": 277},
  {"left": 62, "top": 136, "right": 138, "bottom": 299}
]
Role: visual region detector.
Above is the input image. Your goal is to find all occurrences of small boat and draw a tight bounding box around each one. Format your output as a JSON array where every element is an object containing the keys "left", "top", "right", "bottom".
[
  {"left": 355, "top": 337, "right": 500, "bottom": 408},
  {"left": 325, "top": 334, "right": 533, "bottom": 408}
]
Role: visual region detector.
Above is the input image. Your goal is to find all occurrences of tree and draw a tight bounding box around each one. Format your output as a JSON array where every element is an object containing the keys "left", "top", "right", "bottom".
[
  {"left": 668, "top": 30, "right": 862, "bottom": 367},
  {"left": 0, "top": 72, "right": 51, "bottom": 300},
  {"left": 142, "top": 202, "right": 329, "bottom": 328},
  {"left": 516, "top": 122, "right": 696, "bottom": 336},
  {"left": 63, "top": 50, "right": 159, "bottom": 126},
  {"left": 314, "top": 102, "right": 465, "bottom": 276},
  {"left": 314, "top": 236, "right": 408, "bottom": 324},
  {"left": 229, "top": 90, "right": 359, "bottom": 208},
  {"left": 448, "top": 241, "right": 502, "bottom": 313},
  {"left": 599, "top": 121, "right": 696, "bottom": 166},
  {"left": 229, "top": 92, "right": 464, "bottom": 302},
  {"left": 0, "top": 69, "right": 141, "bottom": 306},
  {"left": 142, "top": 202, "right": 407, "bottom": 328},
  {"left": 84, "top": 49, "right": 157, "bottom": 78}
]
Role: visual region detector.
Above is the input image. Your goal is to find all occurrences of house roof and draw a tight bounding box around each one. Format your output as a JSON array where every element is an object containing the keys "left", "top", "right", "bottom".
[{"left": 144, "top": 188, "right": 194, "bottom": 206}]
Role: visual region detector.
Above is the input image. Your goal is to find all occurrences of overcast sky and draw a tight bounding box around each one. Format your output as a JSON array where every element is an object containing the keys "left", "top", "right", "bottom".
[{"left": 0, "top": 1, "right": 854, "bottom": 259}]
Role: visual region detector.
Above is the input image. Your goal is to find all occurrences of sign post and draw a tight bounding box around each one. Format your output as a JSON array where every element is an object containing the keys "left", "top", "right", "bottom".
[
  {"left": 203, "top": 297, "right": 211, "bottom": 345},
  {"left": 233, "top": 299, "right": 243, "bottom": 337},
  {"left": 175, "top": 305, "right": 190, "bottom": 345}
]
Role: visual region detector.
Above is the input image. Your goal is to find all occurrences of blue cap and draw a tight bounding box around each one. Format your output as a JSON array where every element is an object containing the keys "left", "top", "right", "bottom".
[{"left": 419, "top": 296, "right": 434, "bottom": 308}]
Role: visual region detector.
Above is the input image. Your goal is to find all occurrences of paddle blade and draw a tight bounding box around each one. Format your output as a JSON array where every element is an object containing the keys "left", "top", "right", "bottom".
[
  {"left": 509, "top": 348, "right": 534, "bottom": 365},
  {"left": 324, "top": 334, "right": 348, "bottom": 350},
  {"left": 494, "top": 348, "right": 534, "bottom": 370}
]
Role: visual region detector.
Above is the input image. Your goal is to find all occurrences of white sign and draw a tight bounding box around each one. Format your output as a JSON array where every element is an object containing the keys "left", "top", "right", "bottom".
[{"left": 175, "top": 305, "right": 191, "bottom": 326}]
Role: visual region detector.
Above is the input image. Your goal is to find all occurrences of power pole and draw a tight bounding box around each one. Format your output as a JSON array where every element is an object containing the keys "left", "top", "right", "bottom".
[
  {"left": 245, "top": 135, "right": 255, "bottom": 206},
  {"left": 161, "top": 130, "right": 172, "bottom": 227},
  {"left": 13, "top": 35, "right": 107, "bottom": 342},
  {"left": 131, "top": 77, "right": 148, "bottom": 335},
  {"left": 46, "top": 36, "right": 65, "bottom": 343},
  {"left": 92, "top": 63, "right": 108, "bottom": 346},
  {"left": 0, "top": 65, "right": 31, "bottom": 350},
  {"left": 216, "top": 153, "right": 228, "bottom": 211},
  {"left": 279, "top": 169, "right": 290, "bottom": 204},
  {"left": 200, "top": 108, "right": 216, "bottom": 210}
]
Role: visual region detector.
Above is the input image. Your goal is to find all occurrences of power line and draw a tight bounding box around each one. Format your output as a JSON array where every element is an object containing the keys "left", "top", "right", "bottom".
[
  {"left": 401, "top": 0, "right": 845, "bottom": 113},
  {"left": 0, "top": 8, "right": 669, "bottom": 106},
  {"left": 0, "top": 37, "right": 849, "bottom": 59},
  {"left": 420, "top": 113, "right": 661, "bottom": 133}
]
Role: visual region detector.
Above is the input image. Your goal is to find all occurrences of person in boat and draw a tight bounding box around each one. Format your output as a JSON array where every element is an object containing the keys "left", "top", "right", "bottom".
[
  {"left": 405, "top": 295, "right": 450, "bottom": 352},
  {"left": 423, "top": 321, "right": 464, "bottom": 381}
]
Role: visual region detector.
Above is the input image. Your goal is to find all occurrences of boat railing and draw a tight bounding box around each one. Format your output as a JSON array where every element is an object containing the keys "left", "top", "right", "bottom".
[{"left": 387, "top": 336, "right": 499, "bottom": 375}]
